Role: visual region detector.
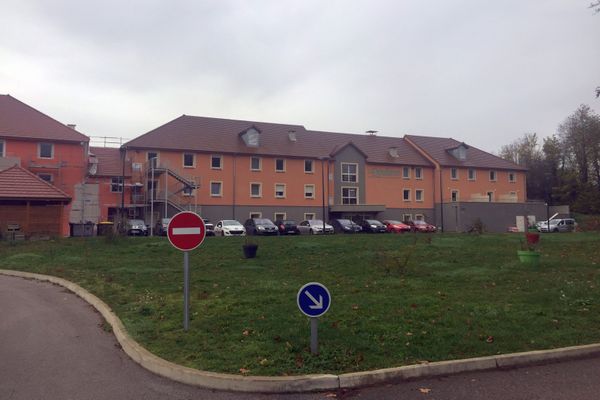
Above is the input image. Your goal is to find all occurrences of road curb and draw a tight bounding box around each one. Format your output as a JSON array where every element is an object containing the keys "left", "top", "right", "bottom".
[{"left": 3, "top": 269, "right": 600, "bottom": 393}]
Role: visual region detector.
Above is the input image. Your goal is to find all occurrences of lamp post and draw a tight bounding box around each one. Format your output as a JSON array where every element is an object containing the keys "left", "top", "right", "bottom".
[{"left": 319, "top": 157, "right": 329, "bottom": 232}]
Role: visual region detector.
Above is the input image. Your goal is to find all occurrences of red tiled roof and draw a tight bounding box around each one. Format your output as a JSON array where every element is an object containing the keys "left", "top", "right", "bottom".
[
  {"left": 89, "top": 147, "right": 130, "bottom": 177},
  {"left": 405, "top": 135, "right": 526, "bottom": 171},
  {"left": 0, "top": 165, "right": 71, "bottom": 200},
  {"left": 0, "top": 95, "right": 89, "bottom": 142},
  {"left": 123, "top": 115, "right": 433, "bottom": 167}
]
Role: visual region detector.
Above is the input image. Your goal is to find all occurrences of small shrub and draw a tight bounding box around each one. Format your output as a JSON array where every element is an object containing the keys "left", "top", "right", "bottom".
[{"left": 467, "top": 218, "right": 486, "bottom": 234}]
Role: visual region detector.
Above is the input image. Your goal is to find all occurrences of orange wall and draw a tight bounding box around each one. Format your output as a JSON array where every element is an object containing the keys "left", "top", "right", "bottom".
[
  {"left": 365, "top": 164, "right": 434, "bottom": 208},
  {"left": 439, "top": 167, "right": 527, "bottom": 202},
  {"left": 3, "top": 138, "right": 87, "bottom": 235},
  {"left": 87, "top": 175, "right": 127, "bottom": 221}
]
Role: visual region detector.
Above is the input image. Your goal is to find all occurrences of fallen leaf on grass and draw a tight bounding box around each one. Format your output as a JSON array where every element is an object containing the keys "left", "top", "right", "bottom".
[
  {"left": 295, "top": 354, "right": 304, "bottom": 368},
  {"left": 352, "top": 304, "right": 359, "bottom": 310},
  {"left": 486, "top": 336, "right": 494, "bottom": 343},
  {"left": 324, "top": 393, "right": 337, "bottom": 398},
  {"left": 419, "top": 387, "right": 432, "bottom": 394},
  {"left": 239, "top": 368, "right": 250, "bottom": 374},
  {"left": 242, "top": 329, "right": 251, "bottom": 336}
]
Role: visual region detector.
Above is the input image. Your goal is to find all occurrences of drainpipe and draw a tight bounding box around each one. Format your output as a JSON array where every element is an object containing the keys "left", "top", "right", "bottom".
[
  {"left": 120, "top": 148, "right": 126, "bottom": 226},
  {"left": 232, "top": 154, "right": 237, "bottom": 220},
  {"left": 439, "top": 166, "right": 444, "bottom": 233}
]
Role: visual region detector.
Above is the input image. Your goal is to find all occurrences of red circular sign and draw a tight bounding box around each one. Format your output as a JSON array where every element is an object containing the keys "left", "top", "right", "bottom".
[{"left": 167, "top": 211, "right": 206, "bottom": 251}]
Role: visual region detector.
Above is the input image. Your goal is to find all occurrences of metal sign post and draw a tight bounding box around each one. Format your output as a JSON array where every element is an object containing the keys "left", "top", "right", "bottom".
[
  {"left": 183, "top": 251, "right": 190, "bottom": 331},
  {"left": 297, "top": 282, "right": 331, "bottom": 355}
]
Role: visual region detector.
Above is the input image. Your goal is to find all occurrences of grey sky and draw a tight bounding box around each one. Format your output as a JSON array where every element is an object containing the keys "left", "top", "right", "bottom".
[{"left": 1, "top": 0, "right": 599, "bottom": 153}]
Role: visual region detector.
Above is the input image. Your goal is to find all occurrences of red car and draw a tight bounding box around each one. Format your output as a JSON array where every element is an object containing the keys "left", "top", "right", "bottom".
[
  {"left": 383, "top": 220, "right": 411, "bottom": 233},
  {"left": 406, "top": 220, "right": 437, "bottom": 233}
]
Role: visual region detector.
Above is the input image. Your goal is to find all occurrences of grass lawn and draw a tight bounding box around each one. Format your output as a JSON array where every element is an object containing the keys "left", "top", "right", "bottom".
[{"left": 1, "top": 232, "right": 599, "bottom": 376}]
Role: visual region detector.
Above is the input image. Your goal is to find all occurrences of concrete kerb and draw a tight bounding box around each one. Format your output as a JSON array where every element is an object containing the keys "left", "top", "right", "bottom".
[{"left": 3, "top": 269, "right": 600, "bottom": 393}]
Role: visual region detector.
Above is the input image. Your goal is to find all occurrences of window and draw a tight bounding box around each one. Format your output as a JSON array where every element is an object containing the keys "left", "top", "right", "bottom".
[
  {"left": 451, "top": 190, "right": 459, "bottom": 202},
  {"left": 249, "top": 212, "right": 262, "bottom": 219},
  {"left": 275, "top": 183, "right": 286, "bottom": 198},
  {"left": 304, "top": 213, "right": 316, "bottom": 220},
  {"left": 403, "top": 189, "right": 411, "bottom": 201},
  {"left": 251, "top": 157, "right": 261, "bottom": 171},
  {"left": 211, "top": 155, "right": 222, "bottom": 169},
  {"left": 509, "top": 171, "right": 516, "bottom": 183},
  {"left": 487, "top": 191, "right": 494, "bottom": 202},
  {"left": 304, "top": 184, "right": 315, "bottom": 199},
  {"left": 342, "top": 187, "right": 358, "bottom": 205},
  {"left": 275, "top": 158, "right": 285, "bottom": 172},
  {"left": 274, "top": 212, "right": 286, "bottom": 221},
  {"left": 415, "top": 167, "right": 423, "bottom": 179},
  {"left": 468, "top": 168, "right": 476, "bottom": 181},
  {"left": 451, "top": 168, "right": 458, "bottom": 180},
  {"left": 147, "top": 151, "right": 158, "bottom": 168},
  {"left": 183, "top": 153, "right": 195, "bottom": 168},
  {"left": 38, "top": 143, "right": 53, "bottom": 159},
  {"left": 183, "top": 186, "right": 194, "bottom": 196},
  {"left": 341, "top": 163, "right": 358, "bottom": 182},
  {"left": 304, "top": 160, "right": 314, "bottom": 173},
  {"left": 250, "top": 182, "right": 262, "bottom": 197},
  {"left": 403, "top": 214, "right": 413, "bottom": 222},
  {"left": 402, "top": 167, "right": 410, "bottom": 179},
  {"left": 0, "top": 140, "right": 4, "bottom": 157},
  {"left": 111, "top": 177, "right": 123, "bottom": 193},
  {"left": 415, "top": 214, "right": 424, "bottom": 221},
  {"left": 510, "top": 191, "right": 517, "bottom": 197},
  {"left": 489, "top": 170, "right": 497, "bottom": 181},
  {"left": 37, "top": 173, "right": 53, "bottom": 183},
  {"left": 210, "top": 181, "right": 222, "bottom": 197},
  {"left": 415, "top": 189, "right": 424, "bottom": 202}
]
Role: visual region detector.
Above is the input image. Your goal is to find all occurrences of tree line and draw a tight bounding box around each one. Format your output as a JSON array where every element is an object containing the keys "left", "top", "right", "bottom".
[{"left": 498, "top": 105, "right": 600, "bottom": 214}]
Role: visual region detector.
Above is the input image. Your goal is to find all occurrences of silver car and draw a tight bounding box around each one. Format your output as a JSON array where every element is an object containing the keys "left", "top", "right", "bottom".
[
  {"left": 537, "top": 218, "right": 577, "bottom": 233},
  {"left": 127, "top": 219, "right": 148, "bottom": 236},
  {"left": 297, "top": 220, "right": 334, "bottom": 235}
]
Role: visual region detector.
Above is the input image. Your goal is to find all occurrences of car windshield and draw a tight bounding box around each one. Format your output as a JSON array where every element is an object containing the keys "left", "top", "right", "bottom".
[
  {"left": 223, "top": 220, "right": 240, "bottom": 226},
  {"left": 310, "top": 220, "right": 324, "bottom": 225},
  {"left": 283, "top": 220, "right": 296, "bottom": 225},
  {"left": 387, "top": 220, "right": 402, "bottom": 225},
  {"left": 130, "top": 220, "right": 145, "bottom": 225},
  {"left": 414, "top": 220, "right": 426, "bottom": 225},
  {"left": 337, "top": 219, "right": 352, "bottom": 225},
  {"left": 366, "top": 220, "right": 382, "bottom": 225},
  {"left": 255, "top": 219, "right": 274, "bottom": 225}
]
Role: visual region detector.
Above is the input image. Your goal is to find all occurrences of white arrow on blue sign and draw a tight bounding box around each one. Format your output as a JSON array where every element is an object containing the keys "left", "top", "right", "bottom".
[{"left": 297, "top": 282, "right": 331, "bottom": 318}]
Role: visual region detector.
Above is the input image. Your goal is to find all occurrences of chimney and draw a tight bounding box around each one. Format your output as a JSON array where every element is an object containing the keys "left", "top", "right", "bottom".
[{"left": 366, "top": 130, "right": 378, "bottom": 136}]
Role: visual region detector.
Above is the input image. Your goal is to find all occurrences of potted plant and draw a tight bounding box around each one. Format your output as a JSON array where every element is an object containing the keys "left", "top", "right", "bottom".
[
  {"left": 242, "top": 235, "right": 258, "bottom": 259},
  {"left": 517, "top": 231, "right": 541, "bottom": 266}
]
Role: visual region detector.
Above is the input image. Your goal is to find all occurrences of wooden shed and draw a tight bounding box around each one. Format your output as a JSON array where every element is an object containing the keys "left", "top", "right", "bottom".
[{"left": 0, "top": 165, "right": 71, "bottom": 239}]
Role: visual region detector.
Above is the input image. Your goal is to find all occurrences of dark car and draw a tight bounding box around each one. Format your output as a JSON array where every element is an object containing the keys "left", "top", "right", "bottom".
[
  {"left": 155, "top": 218, "right": 170, "bottom": 236},
  {"left": 360, "top": 219, "right": 387, "bottom": 233},
  {"left": 274, "top": 219, "right": 300, "bottom": 235},
  {"left": 203, "top": 218, "right": 215, "bottom": 236},
  {"left": 330, "top": 219, "right": 362, "bottom": 234},
  {"left": 405, "top": 220, "right": 437, "bottom": 233},
  {"left": 244, "top": 218, "right": 278, "bottom": 236}
]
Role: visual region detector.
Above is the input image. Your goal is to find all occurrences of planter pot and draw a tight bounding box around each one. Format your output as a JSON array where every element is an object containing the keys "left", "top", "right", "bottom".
[
  {"left": 517, "top": 250, "right": 540, "bottom": 266},
  {"left": 242, "top": 244, "right": 258, "bottom": 259}
]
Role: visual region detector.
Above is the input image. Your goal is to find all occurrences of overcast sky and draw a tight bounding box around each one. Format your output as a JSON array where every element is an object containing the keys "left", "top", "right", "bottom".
[{"left": 1, "top": 0, "right": 599, "bottom": 153}]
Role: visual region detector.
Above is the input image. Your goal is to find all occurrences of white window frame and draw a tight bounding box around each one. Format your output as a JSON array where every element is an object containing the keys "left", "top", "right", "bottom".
[
  {"left": 38, "top": 142, "right": 54, "bottom": 159},
  {"left": 451, "top": 167, "right": 459, "bottom": 180},
  {"left": 304, "top": 212, "right": 316, "bottom": 220},
  {"left": 415, "top": 189, "right": 424, "bottom": 202},
  {"left": 183, "top": 153, "right": 195, "bottom": 168},
  {"left": 275, "top": 158, "right": 286, "bottom": 172},
  {"left": 415, "top": 214, "right": 424, "bottom": 221},
  {"left": 250, "top": 156, "right": 262, "bottom": 171},
  {"left": 0, "top": 140, "right": 5, "bottom": 157},
  {"left": 415, "top": 167, "right": 423, "bottom": 180},
  {"left": 37, "top": 173, "right": 53, "bottom": 183},
  {"left": 487, "top": 191, "right": 494, "bottom": 202},
  {"left": 508, "top": 171, "right": 516, "bottom": 183},
  {"left": 402, "top": 167, "right": 411, "bottom": 179},
  {"left": 489, "top": 170, "right": 497, "bottom": 182},
  {"left": 304, "top": 160, "right": 314, "bottom": 173},
  {"left": 304, "top": 184, "right": 315, "bottom": 199},
  {"left": 274, "top": 212, "right": 286, "bottom": 221},
  {"left": 250, "top": 182, "right": 262, "bottom": 198},
  {"left": 249, "top": 212, "right": 262, "bottom": 219},
  {"left": 274, "top": 183, "right": 286, "bottom": 198},
  {"left": 468, "top": 168, "right": 476, "bottom": 181},
  {"left": 451, "top": 189, "right": 459, "bottom": 202},
  {"left": 110, "top": 177, "right": 123, "bottom": 193},
  {"left": 341, "top": 163, "right": 358, "bottom": 183},
  {"left": 403, "top": 188, "right": 411, "bottom": 202},
  {"left": 210, "top": 181, "right": 223, "bottom": 197},
  {"left": 147, "top": 151, "right": 159, "bottom": 168},
  {"left": 183, "top": 186, "right": 195, "bottom": 197},
  {"left": 341, "top": 186, "right": 359, "bottom": 205},
  {"left": 403, "top": 214, "right": 413, "bottom": 222},
  {"left": 211, "top": 155, "right": 223, "bottom": 170}
]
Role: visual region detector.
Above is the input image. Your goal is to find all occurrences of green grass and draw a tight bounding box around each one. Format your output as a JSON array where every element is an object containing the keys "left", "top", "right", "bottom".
[{"left": 1, "top": 233, "right": 600, "bottom": 376}]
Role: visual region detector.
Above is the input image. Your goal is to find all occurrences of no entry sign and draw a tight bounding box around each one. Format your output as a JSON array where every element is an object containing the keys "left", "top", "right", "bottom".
[{"left": 167, "top": 211, "right": 206, "bottom": 252}]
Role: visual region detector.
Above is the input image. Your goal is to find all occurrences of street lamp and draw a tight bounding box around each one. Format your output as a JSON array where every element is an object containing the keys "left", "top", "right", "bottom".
[{"left": 318, "top": 156, "right": 329, "bottom": 232}]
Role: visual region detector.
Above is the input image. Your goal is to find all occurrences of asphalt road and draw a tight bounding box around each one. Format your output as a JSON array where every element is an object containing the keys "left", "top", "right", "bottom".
[{"left": 2, "top": 274, "right": 600, "bottom": 400}]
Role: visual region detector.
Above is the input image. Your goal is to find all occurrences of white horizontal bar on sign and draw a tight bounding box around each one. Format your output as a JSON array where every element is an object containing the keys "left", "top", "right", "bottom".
[{"left": 172, "top": 227, "right": 201, "bottom": 235}]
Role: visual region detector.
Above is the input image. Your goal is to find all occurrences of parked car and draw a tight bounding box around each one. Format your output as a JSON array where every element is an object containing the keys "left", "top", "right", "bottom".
[
  {"left": 214, "top": 220, "right": 246, "bottom": 236},
  {"left": 297, "top": 220, "right": 334, "bottom": 235},
  {"left": 383, "top": 220, "right": 411, "bottom": 233},
  {"left": 244, "top": 218, "right": 278, "bottom": 235},
  {"left": 537, "top": 218, "right": 577, "bottom": 233},
  {"left": 360, "top": 219, "right": 387, "bottom": 233},
  {"left": 330, "top": 219, "right": 362, "bottom": 234},
  {"left": 274, "top": 219, "right": 300, "bottom": 235},
  {"left": 127, "top": 219, "right": 148, "bottom": 236},
  {"left": 405, "top": 220, "right": 437, "bottom": 233},
  {"left": 203, "top": 218, "right": 215, "bottom": 236},
  {"left": 155, "top": 218, "right": 170, "bottom": 236}
]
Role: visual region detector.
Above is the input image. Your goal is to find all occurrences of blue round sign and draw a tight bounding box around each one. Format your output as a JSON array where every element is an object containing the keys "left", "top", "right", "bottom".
[{"left": 297, "top": 282, "right": 331, "bottom": 318}]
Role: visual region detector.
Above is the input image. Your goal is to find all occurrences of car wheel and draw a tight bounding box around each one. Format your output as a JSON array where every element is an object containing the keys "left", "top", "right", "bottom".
[
  {"left": 309, "top": 229, "right": 314, "bottom": 235},
  {"left": 553, "top": 228, "right": 559, "bottom": 233}
]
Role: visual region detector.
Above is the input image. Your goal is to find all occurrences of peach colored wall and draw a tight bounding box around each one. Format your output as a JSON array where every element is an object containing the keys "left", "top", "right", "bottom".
[
  {"left": 3, "top": 138, "right": 87, "bottom": 235},
  {"left": 87, "top": 175, "right": 127, "bottom": 221},
  {"left": 365, "top": 164, "right": 435, "bottom": 208},
  {"left": 439, "top": 167, "right": 527, "bottom": 203}
]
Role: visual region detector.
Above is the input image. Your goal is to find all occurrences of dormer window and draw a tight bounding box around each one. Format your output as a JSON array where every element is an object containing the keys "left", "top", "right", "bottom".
[
  {"left": 448, "top": 143, "right": 469, "bottom": 161},
  {"left": 240, "top": 127, "right": 260, "bottom": 147}
]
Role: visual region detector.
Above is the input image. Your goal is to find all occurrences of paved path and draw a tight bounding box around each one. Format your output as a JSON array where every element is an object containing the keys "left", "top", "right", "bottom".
[{"left": 2, "top": 274, "right": 600, "bottom": 400}]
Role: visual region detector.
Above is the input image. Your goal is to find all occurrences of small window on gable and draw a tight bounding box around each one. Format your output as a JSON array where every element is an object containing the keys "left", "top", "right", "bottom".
[
  {"left": 402, "top": 167, "right": 410, "bottom": 179},
  {"left": 341, "top": 163, "right": 358, "bottom": 182},
  {"left": 39, "top": 143, "right": 53, "bottom": 159},
  {"left": 415, "top": 167, "right": 423, "bottom": 179},
  {"left": 251, "top": 157, "right": 261, "bottom": 171},
  {"left": 451, "top": 168, "right": 458, "bottom": 180},
  {"left": 211, "top": 155, "right": 222, "bottom": 169},
  {"left": 468, "top": 169, "right": 476, "bottom": 181},
  {"left": 147, "top": 151, "right": 158, "bottom": 168},
  {"left": 183, "top": 153, "right": 195, "bottom": 168},
  {"left": 509, "top": 171, "right": 516, "bottom": 183},
  {"left": 304, "top": 160, "right": 314, "bottom": 173},
  {"left": 275, "top": 158, "right": 285, "bottom": 172},
  {"left": 489, "top": 170, "right": 497, "bottom": 181}
]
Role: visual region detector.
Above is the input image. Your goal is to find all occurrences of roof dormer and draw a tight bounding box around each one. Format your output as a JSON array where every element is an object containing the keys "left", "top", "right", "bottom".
[
  {"left": 447, "top": 142, "right": 469, "bottom": 161},
  {"left": 239, "top": 126, "right": 261, "bottom": 147}
]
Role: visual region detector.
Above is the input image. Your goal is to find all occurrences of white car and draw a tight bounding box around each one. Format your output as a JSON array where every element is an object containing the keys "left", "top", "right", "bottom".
[
  {"left": 537, "top": 218, "right": 577, "bottom": 233},
  {"left": 297, "top": 220, "right": 334, "bottom": 235},
  {"left": 214, "top": 220, "right": 246, "bottom": 236}
]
